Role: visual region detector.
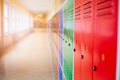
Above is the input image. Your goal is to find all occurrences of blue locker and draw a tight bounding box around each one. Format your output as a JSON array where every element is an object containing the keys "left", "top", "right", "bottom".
[
  {"left": 58, "top": 9, "right": 63, "bottom": 80},
  {"left": 58, "top": 64, "right": 63, "bottom": 80}
]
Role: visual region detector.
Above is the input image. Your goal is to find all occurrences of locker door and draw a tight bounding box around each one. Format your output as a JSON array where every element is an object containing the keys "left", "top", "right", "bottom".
[
  {"left": 58, "top": 64, "right": 63, "bottom": 80},
  {"left": 81, "top": 0, "right": 94, "bottom": 80},
  {"left": 54, "top": 14, "right": 59, "bottom": 80},
  {"left": 58, "top": 47, "right": 63, "bottom": 80},
  {"left": 93, "top": 0, "right": 118, "bottom": 80},
  {"left": 74, "top": 0, "right": 82, "bottom": 80},
  {"left": 58, "top": 9, "right": 63, "bottom": 80},
  {"left": 63, "top": 0, "right": 74, "bottom": 80}
]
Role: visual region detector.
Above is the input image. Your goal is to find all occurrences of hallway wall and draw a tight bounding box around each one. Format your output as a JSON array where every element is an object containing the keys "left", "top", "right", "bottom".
[
  {"left": 0, "top": 1, "right": 1, "bottom": 47},
  {"left": 0, "top": 0, "right": 3, "bottom": 52},
  {"left": 47, "top": 0, "right": 66, "bottom": 21}
]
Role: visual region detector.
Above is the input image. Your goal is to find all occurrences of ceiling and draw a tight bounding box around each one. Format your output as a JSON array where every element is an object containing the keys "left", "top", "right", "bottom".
[{"left": 17, "top": 0, "right": 54, "bottom": 14}]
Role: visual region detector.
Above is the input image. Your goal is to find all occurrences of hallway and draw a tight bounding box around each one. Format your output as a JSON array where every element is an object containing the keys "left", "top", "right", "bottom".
[
  {"left": 0, "top": 0, "right": 120, "bottom": 80},
  {"left": 1, "top": 29, "right": 56, "bottom": 80}
]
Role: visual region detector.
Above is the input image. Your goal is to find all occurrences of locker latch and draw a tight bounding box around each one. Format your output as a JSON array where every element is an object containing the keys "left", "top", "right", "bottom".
[
  {"left": 81, "top": 55, "right": 84, "bottom": 59},
  {"left": 93, "top": 66, "right": 97, "bottom": 71},
  {"left": 65, "top": 41, "right": 67, "bottom": 43},
  {"left": 68, "top": 43, "right": 70, "bottom": 46},
  {"left": 74, "top": 48, "right": 76, "bottom": 52}
]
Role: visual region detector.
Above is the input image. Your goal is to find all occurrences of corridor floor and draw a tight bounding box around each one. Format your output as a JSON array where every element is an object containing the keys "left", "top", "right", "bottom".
[{"left": 0, "top": 29, "right": 57, "bottom": 80}]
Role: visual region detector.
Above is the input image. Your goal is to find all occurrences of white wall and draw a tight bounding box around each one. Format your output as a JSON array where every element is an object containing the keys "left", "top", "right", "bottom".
[{"left": 116, "top": 0, "right": 120, "bottom": 80}]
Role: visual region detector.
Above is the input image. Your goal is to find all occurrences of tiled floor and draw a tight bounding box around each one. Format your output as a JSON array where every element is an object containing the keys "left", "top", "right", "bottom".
[{"left": 1, "top": 29, "right": 57, "bottom": 80}]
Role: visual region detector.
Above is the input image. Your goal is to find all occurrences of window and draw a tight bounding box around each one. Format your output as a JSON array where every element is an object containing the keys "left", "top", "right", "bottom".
[
  {"left": 4, "top": 2, "right": 33, "bottom": 34},
  {"left": 4, "top": 2, "right": 9, "bottom": 34},
  {"left": 30, "top": 16, "right": 33, "bottom": 28},
  {"left": 11, "top": 6, "right": 15, "bottom": 33}
]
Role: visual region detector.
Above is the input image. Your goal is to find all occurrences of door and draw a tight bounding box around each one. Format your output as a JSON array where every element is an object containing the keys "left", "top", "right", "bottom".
[
  {"left": 93, "top": 0, "right": 118, "bottom": 80},
  {"left": 74, "top": 0, "right": 82, "bottom": 80},
  {"left": 58, "top": 9, "right": 64, "bottom": 80},
  {"left": 63, "top": 0, "right": 74, "bottom": 80},
  {"left": 80, "top": 0, "right": 94, "bottom": 80}
]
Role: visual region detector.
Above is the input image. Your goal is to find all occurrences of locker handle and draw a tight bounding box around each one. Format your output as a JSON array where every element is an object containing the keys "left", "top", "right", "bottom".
[
  {"left": 65, "top": 41, "right": 67, "bottom": 43},
  {"left": 68, "top": 43, "right": 70, "bottom": 46},
  {"left": 81, "top": 55, "right": 84, "bottom": 59},
  {"left": 93, "top": 66, "right": 97, "bottom": 71},
  {"left": 74, "top": 48, "right": 76, "bottom": 52}
]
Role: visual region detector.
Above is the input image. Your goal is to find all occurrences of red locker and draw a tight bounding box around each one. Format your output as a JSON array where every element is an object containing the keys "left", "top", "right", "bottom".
[
  {"left": 52, "top": 14, "right": 59, "bottom": 80},
  {"left": 74, "top": 0, "right": 82, "bottom": 80},
  {"left": 80, "top": 0, "right": 94, "bottom": 80},
  {"left": 74, "top": 0, "right": 118, "bottom": 80},
  {"left": 93, "top": 0, "right": 118, "bottom": 80}
]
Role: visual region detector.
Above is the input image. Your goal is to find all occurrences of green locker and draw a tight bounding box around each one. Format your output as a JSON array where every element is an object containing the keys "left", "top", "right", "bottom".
[{"left": 63, "top": 0, "right": 74, "bottom": 80}]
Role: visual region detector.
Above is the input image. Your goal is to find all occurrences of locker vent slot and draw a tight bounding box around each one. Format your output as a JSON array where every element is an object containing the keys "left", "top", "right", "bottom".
[
  {"left": 64, "top": 9, "right": 74, "bottom": 21},
  {"left": 75, "top": 6, "right": 81, "bottom": 20},
  {"left": 97, "top": 0, "right": 113, "bottom": 17},
  {"left": 83, "top": 0, "right": 92, "bottom": 18},
  {"left": 69, "top": 9, "right": 74, "bottom": 21},
  {"left": 83, "top": 1, "right": 92, "bottom": 6}
]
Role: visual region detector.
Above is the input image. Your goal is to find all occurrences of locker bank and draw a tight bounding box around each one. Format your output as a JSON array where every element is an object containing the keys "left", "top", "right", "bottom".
[{"left": 0, "top": 0, "right": 120, "bottom": 80}]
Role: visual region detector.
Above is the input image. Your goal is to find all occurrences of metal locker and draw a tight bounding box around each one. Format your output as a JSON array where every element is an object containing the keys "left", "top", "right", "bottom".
[
  {"left": 74, "top": 0, "right": 82, "bottom": 79},
  {"left": 63, "top": 0, "right": 74, "bottom": 80},
  {"left": 58, "top": 64, "right": 63, "bottom": 80},
  {"left": 56, "top": 14, "right": 59, "bottom": 80},
  {"left": 93, "top": 0, "right": 118, "bottom": 80},
  {"left": 80, "top": 0, "right": 94, "bottom": 80},
  {"left": 58, "top": 9, "right": 63, "bottom": 80}
]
